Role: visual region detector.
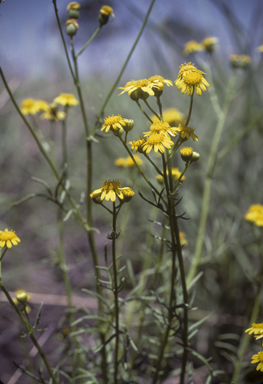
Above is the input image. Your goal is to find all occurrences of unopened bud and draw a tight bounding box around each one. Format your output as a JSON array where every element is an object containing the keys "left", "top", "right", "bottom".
[
  {"left": 98, "top": 5, "right": 114, "bottom": 26},
  {"left": 66, "top": 19, "right": 79, "bottom": 37},
  {"left": 67, "top": 2, "right": 80, "bottom": 19},
  {"left": 180, "top": 147, "right": 193, "bottom": 162}
]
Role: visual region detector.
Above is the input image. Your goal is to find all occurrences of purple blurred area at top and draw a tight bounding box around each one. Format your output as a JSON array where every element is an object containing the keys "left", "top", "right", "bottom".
[{"left": 0, "top": 0, "right": 262, "bottom": 83}]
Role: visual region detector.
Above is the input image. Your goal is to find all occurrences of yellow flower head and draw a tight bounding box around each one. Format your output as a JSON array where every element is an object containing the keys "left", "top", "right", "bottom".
[
  {"left": 100, "top": 5, "right": 114, "bottom": 16},
  {"left": 144, "top": 121, "right": 178, "bottom": 137},
  {"left": 41, "top": 104, "right": 66, "bottom": 121},
  {"left": 101, "top": 114, "right": 127, "bottom": 133},
  {"left": 122, "top": 188, "right": 135, "bottom": 202},
  {"left": 175, "top": 124, "right": 199, "bottom": 141},
  {"left": 251, "top": 351, "right": 263, "bottom": 372},
  {"left": 67, "top": 2, "right": 80, "bottom": 10},
  {"left": 0, "top": 229, "right": 21, "bottom": 249},
  {"left": 114, "top": 154, "right": 143, "bottom": 167},
  {"left": 175, "top": 62, "right": 209, "bottom": 96},
  {"left": 13, "top": 290, "right": 31, "bottom": 313},
  {"left": 118, "top": 79, "right": 158, "bottom": 100},
  {"left": 148, "top": 75, "right": 173, "bottom": 93},
  {"left": 183, "top": 40, "right": 203, "bottom": 55},
  {"left": 244, "top": 204, "right": 263, "bottom": 227},
  {"left": 128, "top": 137, "right": 146, "bottom": 153},
  {"left": 245, "top": 322, "right": 263, "bottom": 336},
  {"left": 230, "top": 54, "right": 251, "bottom": 69},
  {"left": 54, "top": 93, "right": 78, "bottom": 106},
  {"left": 156, "top": 167, "right": 185, "bottom": 185},
  {"left": 21, "top": 99, "right": 49, "bottom": 115},
  {"left": 180, "top": 147, "right": 193, "bottom": 162},
  {"left": 162, "top": 108, "right": 185, "bottom": 126},
  {"left": 202, "top": 36, "right": 219, "bottom": 53},
  {"left": 142, "top": 133, "right": 174, "bottom": 154},
  {"left": 90, "top": 180, "right": 134, "bottom": 202},
  {"left": 179, "top": 232, "right": 188, "bottom": 246}
]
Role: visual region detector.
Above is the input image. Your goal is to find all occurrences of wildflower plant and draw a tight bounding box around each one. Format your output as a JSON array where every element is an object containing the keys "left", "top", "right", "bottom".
[{"left": 1, "top": 1, "right": 263, "bottom": 384}]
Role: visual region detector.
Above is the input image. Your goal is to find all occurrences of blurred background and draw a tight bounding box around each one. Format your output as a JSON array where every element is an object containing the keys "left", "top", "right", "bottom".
[{"left": 1, "top": 0, "right": 263, "bottom": 383}]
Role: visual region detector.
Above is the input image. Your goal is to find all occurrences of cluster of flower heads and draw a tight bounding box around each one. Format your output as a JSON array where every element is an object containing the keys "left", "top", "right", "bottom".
[
  {"left": 21, "top": 93, "right": 78, "bottom": 121},
  {"left": 245, "top": 323, "right": 263, "bottom": 372},
  {"left": 183, "top": 37, "right": 219, "bottom": 55},
  {"left": 244, "top": 204, "right": 263, "bottom": 227},
  {"left": 90, "top": 180, "right": 134, "bottom": 203}
]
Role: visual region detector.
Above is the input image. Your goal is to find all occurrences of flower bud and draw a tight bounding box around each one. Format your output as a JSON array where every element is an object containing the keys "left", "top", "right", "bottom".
[
  {"left": 90, "top": 191, "right": 103, "bottom": 204},
  {"left": 16, "top": 292, "right": 28, "bottom": 304},
  {"left": 123, "top": 119, "right": 134, "bottom": 132},
  {"left": 180, "top": 147, "right": 193, "bottom": 162},
  {"left": 121, "top": 188, "right": 135, "bottom": 203},
  {"left": 66, "top": 19, "right": 79, "bottom": 37},
  {"left": 230, "top": 54, "right": 251, "bottom": 69},
  {"left": 191, "top": 151, "right": 200, "bottom": 162},
  {"left": 111, "top": 126, "right": 124, "bottom": 137},
  {"left": 67, "top": 2, "right": 80, "bottom": 19},
  {"left": 98, "top": 5, "right": 114, "bottom": 26}
]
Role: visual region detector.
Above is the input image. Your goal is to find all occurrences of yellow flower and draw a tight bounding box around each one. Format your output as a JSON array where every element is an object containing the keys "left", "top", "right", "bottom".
[
  {"left": 122, "top": 188, "right": 135, "bottom": 202},
  {"left": 162, "top": 108, "right": 185, "bottom": 126},
  {"left": 21, "top": 99, "right": 49, "bottom": 115},
  {"left": 202, "top": 36, "right": 219, "bottom": 53},
  {"left": 90, "top": 180, "right": 134, "bottom": 202},
  {"left": 244, "top": 205, "right": 263, "bottom": 227},
  {"left": 142, "top": 133, "right": 174, "bottom": 154},
  {"left": 148, "top": 75, "right": 173, "bottom": 93},
  {"left": 251, "top": 351, "right": 263, "bottom": 372},
  {"left": 100, "top": 5, "right": 114, "bottom": 16},
  {"left": 175, "top": 124, "right": 199, "bottom": 141},
  {"left": 156, "top": 167, "right": 185, "bottom": 185},
  {"left": 183, "top": 40, "right": 203, "bottom": 55},
  {"left": 101, "top": 114, "right": 127, "bottom": 133},
  {"left": 67, "top": 2, "right": 80, "bottom": 10},
  {"left": 175, "top": 63, "right": 209, "bottom": 96},
  {"left": 180, "top": 147, "right": 193, "bottom": 162},
  {"left": 230, "top": 54, "right": 251, "bottom": 69},
  {"left": 129, "top": 137, "right": 146, "bottom": 153},
  {"left": 13, "top": 290, "right": 31, "bottom": 313},
  {"left": 144, "top": 121, "right": 178, "bottom": 138},
  {"left": 41, "top": 108, "right": 66, "bottom": 121},
  {"left": 118, "top": 79, "right": 158, "bottom": 100},
  {"left": 0, "top": 229, "right": 21, "bottom": 249},
  {"left": 257, "top": 45, "right": 263, "bottom": 53},
  {"left": 179, "top": 232, "right": 188, "bottom": 246},
  {"left": 114, "top": 154, "right": 144, "bottom": 167},
  {"left": 245, "top": 323, "right": 263, "bottom": 337},
  {"left": 54, "top": 93, "right": 78, "bottom": 106}
]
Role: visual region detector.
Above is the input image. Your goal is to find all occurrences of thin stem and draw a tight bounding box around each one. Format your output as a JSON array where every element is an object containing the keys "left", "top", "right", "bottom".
[
  {"left": 91, "top": 0, "right": 156, "bottom": 136},
  {"left": 112, "top": 202, "right": 120, "bottom": 383},
  {"left": 76, "top": 27, "right": 102, "bottom": 57},
  {"left": 185, "top": 93, "right": 194, "bottom": 126},
  {"left": 136, "top": 100, "right": 153, "bottom": 123},
  {"left": 143, "top": 99, "right": 160, "bottom": 120}
]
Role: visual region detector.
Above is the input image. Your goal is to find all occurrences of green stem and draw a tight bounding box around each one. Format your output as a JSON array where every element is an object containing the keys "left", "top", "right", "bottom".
[
  {"left": 187, "top": 73, "right": 237, "bottom": 285},
  {"left": 143, "top": 99, "right": 160, "bottom": 120},
  {"left": 112, "top": 202, "right": 120, "bottom": 383},
  {"left": 76, "top": 27, "right": 102, "bottom": 57},
  {"left": 136, "top": 100, "right": 153, "bottom": 123},
  {"left": 185, "top": 93, "right": 194, "bottom": 126},
  {"left": 91, "top": 0, "right": 156, "bottom": 136},
  {"left": 0, "top": 279, "right": 59, "bottom": 384}
]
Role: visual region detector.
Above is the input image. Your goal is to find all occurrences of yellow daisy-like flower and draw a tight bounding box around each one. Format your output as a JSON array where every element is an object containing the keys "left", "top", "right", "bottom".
[
  {"left": 148, "top": 75, "right": 173, "bottom": 92},
  {"left": 245, "top": 323, "right": 263, "bottom": 336},
  {"left": 101, "top": 114, "right": 127, "bottom": 133},
  {"left": 90, "top": 180, "right": 134, "bottom": 202},
  {"left": 175, "top": 124, "right": 199, "bottom": 141},
  {"left": 175, "top": 71, "right": 210, "bottom": 96},
  {"left": 21, "top": 99, "right": 49, "bottom": 115},
  {"left": 251, "top": 351, "right": 263, "bottom": 372},
  {"left": 118, "top": 79, "right": 158, "bottom": 100},
  {"left": 142, "top": 133, "right": 174, "bottom": 154},
  {"left": 54, "top": 93, "right": 78, "bottom": 106},
  {"left": 244, "top": 205, "right": 263, "bottom": 227},
  {"left": 122, "top": 188, "right": 135, "bottom": 202},
  {"left": 0, "top": 229, "right": 21, "bottom": 249},
  {"left": 183, "top": 40, "right": 203, "bottom": 55},
  {"left": 114, "top": 154, "right": 144, "bottom": 167},
  {"left": 202, "top": 36, "right": 219, "bottom": 53},
  {"left": 128, "top": 137, "right": 146, "bottom": 153},
  {"left": 144, "top": 121, "right": 178, "bottom": 137},
  {"left": 151, "top": 108, "right": 185, "bottom": 126},
  {"left": 180, "top": 146, "right": 193, "bottom": 162}
]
